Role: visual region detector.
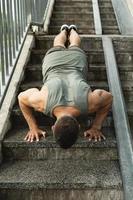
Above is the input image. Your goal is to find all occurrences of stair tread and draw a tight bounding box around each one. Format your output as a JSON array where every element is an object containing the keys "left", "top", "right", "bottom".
[
  {"left": 31, "top": 48, "right": 133, "bottom": 54},
  {"left": 54, "top": 5, "right": 92, "bottom": 8},
  {"left": 0, "top": 160, "right": 122, "bottom": 189},
  {"left": 49, "top": 25, "right": 95, "bottom": 29},
  {"left": 26, "top": 64, "right": 133, "bottom": 72},
  {"left": 3, "top": 127, "right": 116, "bottom": 148},
  {"left": 55, "top": 0, "right": 92, "bottom": 1},
  {"left": 55, "top": 0, "right": 92, "bottom": 2},
  {"left": 51, "top": 18, "right": 93, "bottom": 23},
  {"left": 31, "top": 49, "right": 104, "bottom": 54},
  {"left": 20, "top": 80, "right": 133, "bottom": 89},
  {"left": 52, "top": 11, "right": 93, "bottom": 14}
]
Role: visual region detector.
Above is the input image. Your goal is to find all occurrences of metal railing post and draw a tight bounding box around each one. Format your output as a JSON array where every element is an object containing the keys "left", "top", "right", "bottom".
[
  {"left": 2, "top": 0, "right": 9, "bottom": 76},
  {"left": 9, "top": 0, "right": 16, "bottom": 59},
  {"left": 0, "top": 0, "right": 48, "bottom": 105}
]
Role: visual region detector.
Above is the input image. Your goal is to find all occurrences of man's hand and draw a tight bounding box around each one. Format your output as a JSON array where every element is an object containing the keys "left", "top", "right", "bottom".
[
  {"left": 24, "top": 128, "right": 46, "bottom": 142},
  {"left": 84, "top": 127, "right": 106, "bottom": 142}
]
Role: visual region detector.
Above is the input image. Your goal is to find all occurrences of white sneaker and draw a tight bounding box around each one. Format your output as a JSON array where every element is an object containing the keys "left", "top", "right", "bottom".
[
  {"left": 69, "top": 25, "right": 78, "bottom": 32},
  {"left": 60, "top": 24, "right": 69, "bottom": 32}
]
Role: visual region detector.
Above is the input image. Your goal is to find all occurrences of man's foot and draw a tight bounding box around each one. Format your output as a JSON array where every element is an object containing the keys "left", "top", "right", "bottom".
[
  {"left": 69, "top": 25, "right": 78, "bottom": 32},
  {"left": 60, "top": 24, "right": 69, "bottom": 32}
]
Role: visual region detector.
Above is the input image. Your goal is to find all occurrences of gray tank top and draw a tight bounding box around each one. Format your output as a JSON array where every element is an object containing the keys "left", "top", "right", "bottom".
[{"left": 42, "top": 47, "right": 90, "bottom": 117}]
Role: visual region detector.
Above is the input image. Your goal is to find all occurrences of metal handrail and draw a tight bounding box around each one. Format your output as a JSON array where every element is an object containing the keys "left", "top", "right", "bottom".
[
  {"left": 92, "top": 0, "right": 102, "bottom": 35},
  {"left": 0, "top": 0, "right": 48, "bottom": 107},
  {"left": 103, "top": 36, "right": 133, "bottom": 200}
]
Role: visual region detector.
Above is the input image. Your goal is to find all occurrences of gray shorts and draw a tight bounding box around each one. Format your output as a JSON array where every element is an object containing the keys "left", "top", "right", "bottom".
[{"left": 45, "top": 45, "right": 85, "bottom": 56}]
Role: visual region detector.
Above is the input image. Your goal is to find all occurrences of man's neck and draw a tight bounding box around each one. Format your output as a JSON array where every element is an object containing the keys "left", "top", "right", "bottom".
[{"left": 53, "top": 106, "right": 80, "bottom": 119}]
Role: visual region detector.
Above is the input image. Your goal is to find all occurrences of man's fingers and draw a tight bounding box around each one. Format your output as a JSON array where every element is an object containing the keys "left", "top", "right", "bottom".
[
  {"left": 84, "top": 132, "right": 87, "bottom": 137},
  {"left": 88, "top": 135, "right": 92, "bottom": 141},
  {"left": 101, "top": 134, "right": 106, "bottom": 140},
  {"left": 30, "top": 135, "right": 34, "bottom": 143},
  {"left": 27, "top": 135, "right": 31, "bottom": 142},
  {"left": 35, "top": 134, "right": 39, "bottom": 142},
  {"left": 84, "top": 131, "right": 90, "bottom": 137},
  {"left": 24, "top": 134, "right": 28, "bottom": 141},
  {"left": 94, "top": 136, "right": 97, "bottom": 142},
  {"left": 39, "top": 130, "right": 46, "bottom": 138},
  {"left": 98, "top": 136, "right": 101, "bottom": 142}
]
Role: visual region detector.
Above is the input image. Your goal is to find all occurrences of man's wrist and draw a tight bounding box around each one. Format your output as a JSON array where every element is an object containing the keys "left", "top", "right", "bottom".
[
  {"left": 29, "top": 123, "right": 38, "bottom": 130},
  {"left": 91, "top": 125, "right": 101, "bottom": 131}
]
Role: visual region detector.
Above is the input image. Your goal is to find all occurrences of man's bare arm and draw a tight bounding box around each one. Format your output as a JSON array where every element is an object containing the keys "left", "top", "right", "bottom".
[
  {"left": 85, "top": 89, "right": 113, "bottom": 141},
  {"left": 18, "top": 89, "right": 46, "bottom": 142}
]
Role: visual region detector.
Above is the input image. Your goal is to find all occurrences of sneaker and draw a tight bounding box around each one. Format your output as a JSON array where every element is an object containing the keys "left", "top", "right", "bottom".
[
  {"left": 60, "top": 24, "right": 69, "bottom": 32},
  {"left": 69, "top": 25, "right": 78, "bottom": 32}
]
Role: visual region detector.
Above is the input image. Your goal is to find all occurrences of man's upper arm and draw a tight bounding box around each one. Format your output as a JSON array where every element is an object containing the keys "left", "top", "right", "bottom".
[{"left": 18, "top": 88, "right": 39, "bottom": 107}]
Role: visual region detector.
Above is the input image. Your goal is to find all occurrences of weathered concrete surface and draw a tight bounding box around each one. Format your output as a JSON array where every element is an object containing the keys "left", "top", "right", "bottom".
[
  {"left": 126, "top": 0, "right": 133, "bottom": 17},
  {"left": 0, "top": 160, "right": 122, "bottom": 189},
  {"left": 2, "top": 127, "right": 118, "bottom": 161},
  {"left": 0, "top": 189, "right": 123, "bottom": 200},
  {"left": 48, "top": 0, "right": 95, "bottom": 34},
  {"left": 0, "top": 35, "right": 34, "bottom": 163},
  {"left": 112, "top": 0, "right": 133, "bottom": 34}
]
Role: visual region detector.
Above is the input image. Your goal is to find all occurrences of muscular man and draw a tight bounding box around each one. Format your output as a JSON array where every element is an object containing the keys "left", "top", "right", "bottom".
[{"left": 18, "top": 25, "right": 113, "bottom": 148}]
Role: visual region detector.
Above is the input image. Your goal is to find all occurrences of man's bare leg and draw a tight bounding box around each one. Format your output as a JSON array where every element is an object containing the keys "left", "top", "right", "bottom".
[
  {"left": 53, "top": 30, "right": 67, "bottom": 47},
  {"left": 69, "top": 29, "right": 81, "bottom": 47}
]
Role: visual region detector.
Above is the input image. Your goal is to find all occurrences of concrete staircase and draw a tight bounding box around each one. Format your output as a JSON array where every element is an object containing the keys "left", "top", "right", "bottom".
[
  {"left": 0, "top": 0, "right": 133, "bottom": 199},
  {"left": 98, "top": 0, "right": 120, "bottom": 34},
  {"left": 49, "top": 0, "right": 120, "bottom": 34}
]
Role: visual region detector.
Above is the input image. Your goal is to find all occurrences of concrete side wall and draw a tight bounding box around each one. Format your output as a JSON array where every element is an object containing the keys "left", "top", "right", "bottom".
[
  {"left": 126, "top": 0, "right": 133, "bottom": 17},
  {"left": 0, "top": 35, "right": 34, "bottom": 164},
  {"left": 112, "top": 0, "right": 133, "bottom": 34}
]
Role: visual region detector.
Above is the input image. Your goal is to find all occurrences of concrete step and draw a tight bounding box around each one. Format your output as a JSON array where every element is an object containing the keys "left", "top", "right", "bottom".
[
  {"left": 98, "top": 0, "right": 112, "bottom": 2},
  {"left": 35, "top": 36, "right": 103, "bottom": 50},
  {"left": 113, "top": 38, "right": 133, "bottom": 51},
  {"left": 55, "top": 0, "right": 92, "bottom": 3},
  {"left": 98, "top": 0, "right": 120, "bottom": 34},
  {"left": 35, "top": 35, "right": 133, "bottom": 52},
  {"left": 102, "top": 29, "right": 120, "bottom": 34},
  {"left": 24, "top": 64, "right": 133, "bottom": 82},
  {"left": 99, "top": 1, "right": 113, "bottom": 7},
  {"left": 17, "top": 79, "right": 133, "bottom": 113},
  {"left": 101, "top": 19, "right": 118, "bottom": 26},
  {"left": 98, "top": 6, "right": 114, "bottom": 13},
  {"left": 54, "top": 6, "right": 93, "bottom": 12},
  {"left": 30, "top": 49, "right": 104, "bottom": 64},
  {"left": 55, "top": 1, "right": 92, "bottom": 7},
  {"left": 100, "top": 13, "right": 118, "bottom": 19},
  {"left": 51, "top": 12, "right": 94, "bottom": 20},
  {"left": 19, "top": 79, "right": 133, "bottom": 93},
  {"left": 50, "top": 19, "right": 94, "bottom": 27},
  {"left": 48, "top": 26, "right": 95, "bottom": 35},
  {"left": 16, "top": 78, "right": 133, "bottom": 116},
  {"left": 2, "top": 127, "right": 117, "bottom": 161},
  {"left": 11, "top": 104, "right": 114, "bottom": 128},
  {"left": 101, "top": 26, "right": 119, "bottom": 31},
  {"left": 0, "top": 160, "right": 123, "bottom": 200},
  {"left": 29, "top": 48, "right": 133, "bottom": 65},
  {"left": 51, "top": 10, "right": 93, "bottom": 15},
  {"left": 23, "top": 64, "right": 133, "bottom": 106}
]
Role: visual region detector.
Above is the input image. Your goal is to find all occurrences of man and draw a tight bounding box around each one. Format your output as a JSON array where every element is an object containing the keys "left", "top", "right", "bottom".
[{"left": 18, "top": 25, "right": 113, "bottom": 148}]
